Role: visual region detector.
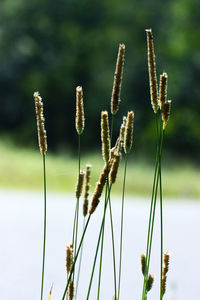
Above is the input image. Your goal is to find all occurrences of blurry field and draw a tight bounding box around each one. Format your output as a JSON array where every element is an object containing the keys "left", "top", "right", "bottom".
[{"left": 0, "top": 140, "right": 200, "bottom": 198}]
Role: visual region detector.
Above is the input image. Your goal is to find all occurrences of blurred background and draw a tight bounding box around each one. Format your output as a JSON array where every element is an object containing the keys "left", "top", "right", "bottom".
[
  {"left": 1, "top": 1, "right": 200, "bottom": 300},
  {"left": 0, "top": 0, "right": 200, "bottom": 196}
]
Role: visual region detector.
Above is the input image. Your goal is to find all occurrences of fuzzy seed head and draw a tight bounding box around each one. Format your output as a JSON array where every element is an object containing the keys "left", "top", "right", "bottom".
[
  {"left": 109, "top": 151, "right": 121, "bottom": 184},
  {"left": 66, "top": 243, "right": 73, "bottom": 274},
  {"left": 75, "top": 170, "right": 85, "bottom": 199},
  {"left": 146, "top": 29, "right": 158, "bottom": 113},
  {"left": 101, "top": 111, "right": 111, "bottom": 164},
  {"left": 68, "top": 280, "right": 74, "bottom": 300},
  {"left": 162, "top": 252, "right": 170, "bottom": 296},
  {"left": 34, "top": 92, "right": 47, "bottom": 155},
  {"left": 140, "top": 253, "right": 146, "bottom": 276},
  {"left": 146, "top": 274, "right": 154, "bottom": 292},
  {"left": 162, "top": 100, "right": 172, "bottom": 130},
  {"left": 111, "top": 44, "right": 125, "bottom": 115},
  {"left": 76, "top": 86, "right": 85, "bottom": 135},
  {"left": 89, "top": 163, "right": 110, "bottom": 215},
  {"left": 159, "top": 72, "right": 168, "bottom": 110},
  {"left": 124, "top": 111, "right": 134, "bottom": 154},
  {"left": 83, "top": 164, "right": 92, "bottom": 216}
]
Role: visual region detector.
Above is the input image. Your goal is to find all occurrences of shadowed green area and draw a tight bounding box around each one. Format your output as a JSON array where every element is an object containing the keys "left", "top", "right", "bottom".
[{"left": 0, "top": 141, "right": 199, "bottom": 198}]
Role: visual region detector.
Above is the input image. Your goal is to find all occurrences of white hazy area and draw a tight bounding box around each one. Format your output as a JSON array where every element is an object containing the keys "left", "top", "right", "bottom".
[{"left": 0, "top": 190, "right": 199, "bottom": 300}]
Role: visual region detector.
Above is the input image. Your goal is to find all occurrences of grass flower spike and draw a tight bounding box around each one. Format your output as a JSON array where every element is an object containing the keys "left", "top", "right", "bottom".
[
  {"left": 162, "top": 252, "right": 170, "bottom": 297},
  {"left": 75, "top": 170, "right": 85, "bottom": 199},
  {"left": 111, "top": 44, "right": 125, "bottom": 115},
  {"left": 101, "top": 111, "right": 111, "bottom": 164},
  {"left": 68, "top": 280, "right": 75, "bottom": 300},
  {"left": 141, "top": 253, "right": 146, "bottom": 276},
  {"left": 146, "top": 274, "right": 154, "bottom": 292},
  {"left": 34, "top": 92, "right": 47, "bottom": 155},
  {"left": 83, "top": 164, "right": 92, "bottom": 216},
  {"left": 124, "top": 111, "right": 134, "bottom": 154},
  {"left": 66, "top": 243, "right": 73, "bottom": 275},
  {"left": 162, "top": 100, "right": 172, "bottom": 130},
  {"left": 109, "top": 151, "right": 121, "bottom": 184},
  {"left": 76, "top": 86, "right": 85, "bottom": 135},
  {"left": 146, "top": 29, "right": 158, "bottom": 113},
  {"left": 159, "top": 72, "right": 168, "bottom": 110}
]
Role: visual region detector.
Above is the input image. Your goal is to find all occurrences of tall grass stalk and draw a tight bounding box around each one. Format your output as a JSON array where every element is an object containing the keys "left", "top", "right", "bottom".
[
  {"left": 117, "top": 154, "right": 128, "bottom": 299},
  {"left": 40, "top": 154, "right": 47, "bottom": 300}
]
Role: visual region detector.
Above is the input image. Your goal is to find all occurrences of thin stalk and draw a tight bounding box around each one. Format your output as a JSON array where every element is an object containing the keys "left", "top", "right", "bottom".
[
  {"left": 117, "top": 154, "right": 128, "bottom": 299},
  {"left": 61, "top": 215, "right": 91, "bottom": 300},
  {"left": 108, "top": 195, "right": 117, "bottom": 298},
  {"left": 159, "top": 129, "right": 165, "bottom": 300},
  {"left": 75, "top": 217, "right": 86, "bottom": 299},
  {"left": 97, "top": 177, "right": 110, "bottom": 300},
  {"left": 86, "top": 184, "right": 112, "bottom": 300},
  {"left": 40, "top": 154, "right": 47, "bottom": 300}
]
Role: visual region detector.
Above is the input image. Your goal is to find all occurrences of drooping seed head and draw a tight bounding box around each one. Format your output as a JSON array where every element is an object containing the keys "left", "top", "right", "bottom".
[
  {"left": 34, "top": 92, "right": 47, "bottom": 155},
  {"left": 159, "top": 72, "right": 168, "bottom": 110},
  {"left": 124, "top": 111, "right": 134, "bottom": 154},
  {"left": 162, "top": 100, "right": 172, "bottom": 130},
  {"left": 111, "top": 44, "right": 125, "bottom": 115},
  {"left": 89, "top": 163, "right": 111, "bottom": 215},
  {"left": 101, "top": 111, "right": 111, "bottom": 164},
  {"left": 75, "top": 170, "right": 85, "bottom": 199},
  {"left": 162, "top": 251, "right": 170, "bottom": 296},
  {"left": 140, "top": 253, "right": 146, "bottom": 276},
  {"left": 75, "top": 86, "right": 85, "bottom": 135},
  {"left": 146, "top": 274, "right": 154, "bottom": 292},
  {"left": 66, "top": 243, "right": 73, "bottom": 274},
  {"left": 109, "top": 151, "right": 121, "bottom": 184},
  {"left": 145, "top": 29, "right": 158, "bottom": 113},
  {"left": 83, "top": 164, "right": 92, "bottom": 216},
  {"left": 68, "top": 280, "right": 74, "bottom": 300}
]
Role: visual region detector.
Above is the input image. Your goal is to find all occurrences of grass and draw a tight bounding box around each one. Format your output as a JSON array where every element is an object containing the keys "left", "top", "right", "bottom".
[{"left": 0, "top": 140, "right": 199, "bottom": 198}]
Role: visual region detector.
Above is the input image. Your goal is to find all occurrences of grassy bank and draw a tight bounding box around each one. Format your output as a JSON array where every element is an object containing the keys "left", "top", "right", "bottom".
[{"left": 0, "top": 141, "right": 199, "bottom": 198}]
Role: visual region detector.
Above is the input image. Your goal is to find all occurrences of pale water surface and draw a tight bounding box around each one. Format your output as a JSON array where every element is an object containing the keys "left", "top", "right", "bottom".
[{"left": 0, "top": 190, "right": 199, "bottom": 300}]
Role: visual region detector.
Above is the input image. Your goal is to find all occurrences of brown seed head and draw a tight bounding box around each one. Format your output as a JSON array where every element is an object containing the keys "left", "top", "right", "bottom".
[
  {"left": 109, "top": 151, "right": 121, "bottom": 184},
  {"left": 83, "top": 164, "right": 92, "bottom": 216},
  {"left": 89, "top": 163, "right": 111, "bottom": 215},
  {"left": 162, "top": 252, "right": 170, "bottom": 296},
  {"left": 34, "top": 92, "right": 47, "bottom": 155},
  {"left": 140, "top": 253, "right": 146, "bottom": 276},
  {"left": 111, "top": 44, "right": 125, "bottom": 115},
  {"left": 68, "top": 280, "right": 74, "bottom": 300},
  {"left": 146, "top": 274, "right": 154, "bottom": 292},
  {"left": 145, "top": 29, "right": 158, "bottom": 113},
  {"left": 159, "top": 72, "right": 168, "bottom": 110},
  {"left": 101, "top": 111, "right": 111, "bottom": 164},
  {"left": 124, "top": 111, "right": 134, "bottom": 154},
  {"left": 75, "top": 170, "right": 85, "bottom": 199},
  {"left": 66, "top": 243, "right": 73, "bottom": 274},
  {"left": 162, "top": 100, "right": 172, "bottom": 130},
  {"left": 76, "top": 86, "right": 85, "bottom": 135}
]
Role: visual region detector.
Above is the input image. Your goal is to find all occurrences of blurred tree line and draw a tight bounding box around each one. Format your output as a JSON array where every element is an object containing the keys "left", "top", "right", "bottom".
[{"left": 0, "top": 0, "right": 200, "bottom": 159}]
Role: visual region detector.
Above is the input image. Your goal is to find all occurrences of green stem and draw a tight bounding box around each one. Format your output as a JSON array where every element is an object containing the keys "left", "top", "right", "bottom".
[
  {"left": 75, "top": 217, "right": 86, "bottom": 299},
  {"left": 108, "top": 195, "right": 117, "bottom": 298},
  {"left": 86, "top": 184, "right": 112, "bottom": 300},
  {"left": 117, "top": 154, "right": 128, "bottom": 300},
  {"left": 61, "top": 215, "right": 91, "bottom": 300},
  {"left": 40, "top": 154, "right": 47, "bottom": 300}
]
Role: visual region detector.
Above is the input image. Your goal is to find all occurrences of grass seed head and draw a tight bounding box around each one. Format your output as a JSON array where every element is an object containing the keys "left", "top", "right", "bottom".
[
  {"left": 83, "top": 164, "right": 92, "bottom": 216},
  {"left": 162, "top": 251, "right": 170, "bottom": 296},
  {"left": 159, "top": 72, "right": 168, "bottom": 110},
  {"left": 146, "top": 274, "right": 154, "bottom": 292},
  {"left": 34, "top": 92, "right": 47, "bottom": 155},
  {"left": 76, "top": 86, "right": 85, "bottom": 135},
  {"left": 89, "top": 163, "right": 110, "bottom": 215},
  {"left": 111, "top": 44, "right": 125, "bottom": 115},
  {"left": 140, "top": 253, "right": 146, "bottom": 276},
  {"left": 162, "top": 100, "right": 172, "bottom": 130},
  {"left": 66, "top": 243, "right": 73, "bottom": 274},
  {"left": 101, "top": 111, "right": 111, "bottom": 164},
  {"left": 109, "top": 151, "right": 121, "bottom": 184},
  {"left": 124, "top": 111, "right": 134, "bottom": 154},
  {"left": 75, "top": 170, "right": 85, "bottom": 199},
  {"left": 145, "top": 29, "right": 158, "bottom": 113},
  {"left": 68, "top": 280, "right": 74, "bottom": 300}
]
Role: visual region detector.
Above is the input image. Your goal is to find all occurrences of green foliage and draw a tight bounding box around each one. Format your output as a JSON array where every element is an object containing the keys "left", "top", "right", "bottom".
[{"left": 0, "top": 0, "right": 199, "bottom": 158}]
